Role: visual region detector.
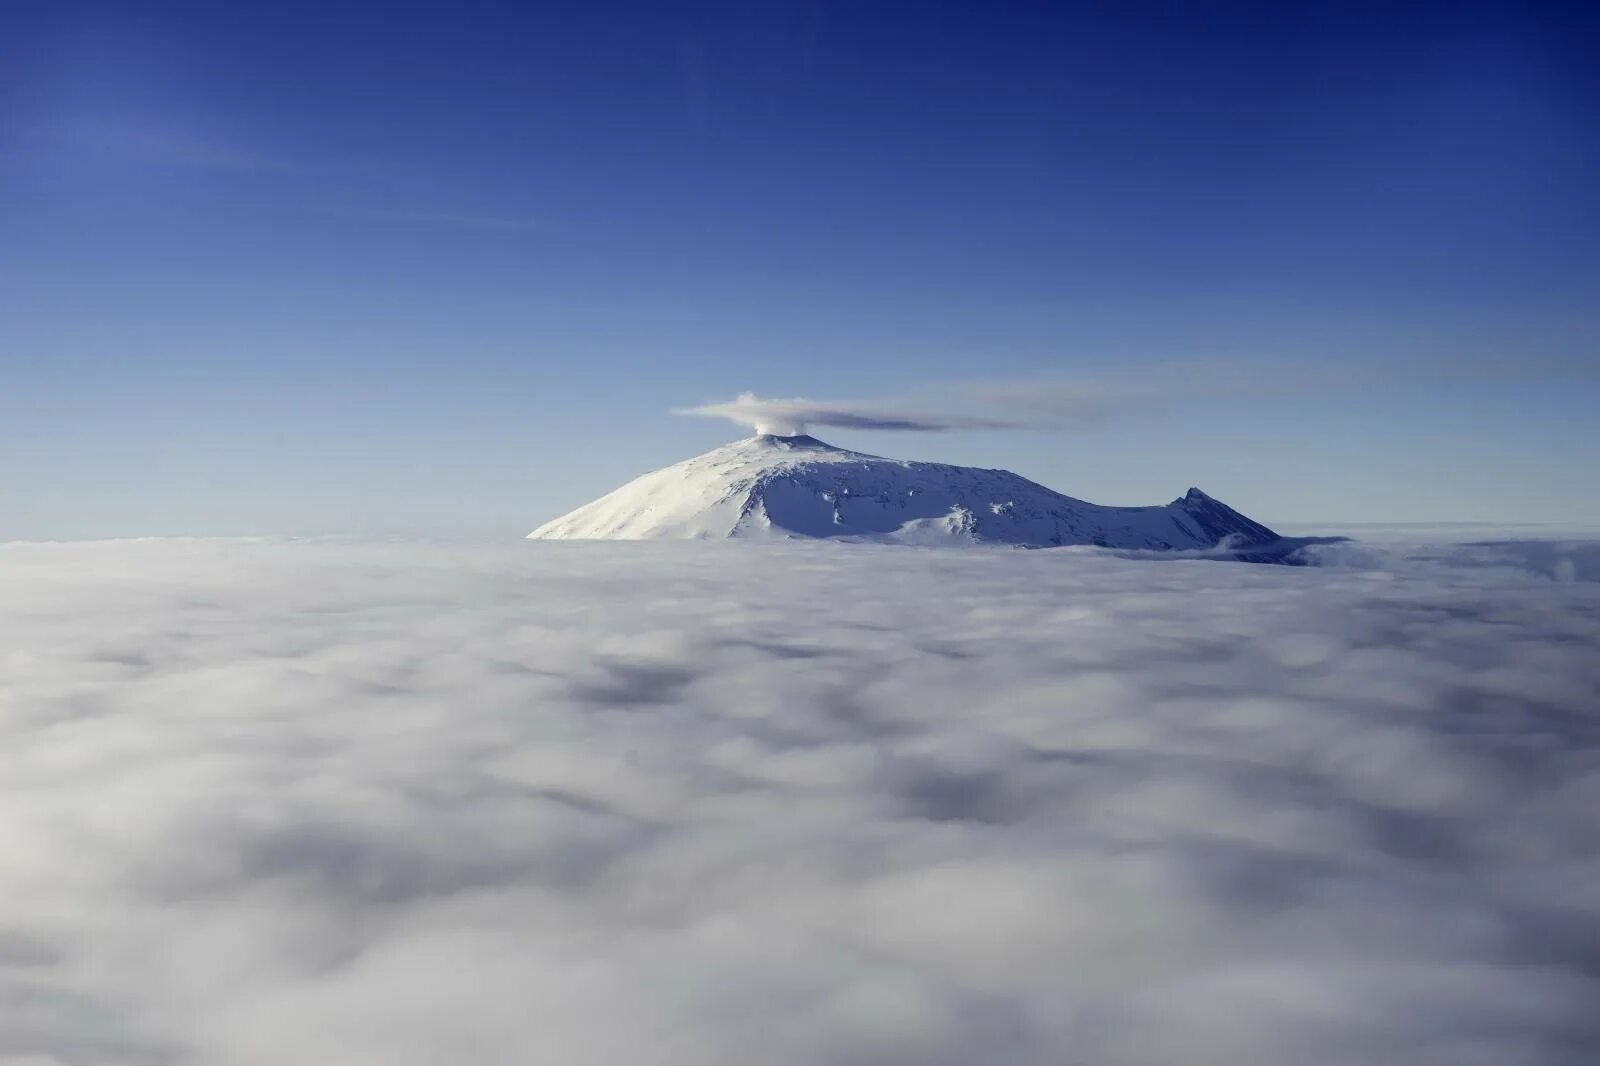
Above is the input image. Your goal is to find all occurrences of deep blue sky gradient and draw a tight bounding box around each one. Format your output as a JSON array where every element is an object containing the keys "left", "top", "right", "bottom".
[{"left": 4, "top": 1, "right": 1597, "bottom": 536}]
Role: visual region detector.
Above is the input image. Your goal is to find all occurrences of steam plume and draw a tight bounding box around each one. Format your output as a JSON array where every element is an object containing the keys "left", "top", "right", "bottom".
[
  {"left": 677, "top": 392, "right": 1020, "bottom": 436},
  {"left": 678, "top": 352, "right": 1598, "bottom": 439}
]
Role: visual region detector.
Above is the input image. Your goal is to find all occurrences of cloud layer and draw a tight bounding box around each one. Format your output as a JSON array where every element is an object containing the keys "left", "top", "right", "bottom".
[{"left": 1, "top": 537, "right": 1598, "bottom": 1064}]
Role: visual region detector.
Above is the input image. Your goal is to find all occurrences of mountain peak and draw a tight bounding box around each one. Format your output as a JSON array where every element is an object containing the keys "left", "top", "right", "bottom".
[
  {"left": 531, "top": 432, "right": 1280, "bottom": 547},
  {"left": 530, "top": 436, "right": 1280, "bottom": 552},
  {"left": 748, "top": 433, "right": 843, "bottom": 452}
]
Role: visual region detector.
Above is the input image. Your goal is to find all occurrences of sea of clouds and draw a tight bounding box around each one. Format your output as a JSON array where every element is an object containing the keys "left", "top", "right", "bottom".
[{"left": 2, "top": 536, "right": 1598, "bottom": 1065}]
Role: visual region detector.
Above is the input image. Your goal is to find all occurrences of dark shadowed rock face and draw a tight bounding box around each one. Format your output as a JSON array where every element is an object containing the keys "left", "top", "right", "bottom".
[
  {"left": 1174, "top": 488, "right": 1282, "bottom": 546},
  {"left": 750, "top": 434, "right": 839, "bottom": 451}
]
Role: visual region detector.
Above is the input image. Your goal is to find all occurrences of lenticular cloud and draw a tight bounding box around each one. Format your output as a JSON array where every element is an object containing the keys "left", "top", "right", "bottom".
[{"left": 2, "top": 537, "right": 1598, "bottom": 1065}]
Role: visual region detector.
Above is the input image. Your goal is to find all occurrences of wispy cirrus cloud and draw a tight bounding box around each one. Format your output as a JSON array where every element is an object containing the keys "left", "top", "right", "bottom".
[
  {"left": 325, "top": 206, "right": 550, "bottom": 233},
  {"left": 18, "top": 120, "right": 545, "bottom": 235},
  {"left": 24, "top": 119, "right": 297, "bottom": 172}
]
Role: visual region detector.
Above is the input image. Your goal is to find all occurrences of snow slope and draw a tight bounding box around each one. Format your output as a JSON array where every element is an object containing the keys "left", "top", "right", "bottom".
[{"left": 530, "top": 433, "right": 1280, "bottom": 550}]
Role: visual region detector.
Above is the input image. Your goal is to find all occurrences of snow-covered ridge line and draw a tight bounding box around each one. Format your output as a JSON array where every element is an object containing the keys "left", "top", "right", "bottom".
[{"left": 530, "top": 433, "right": 1282, "bottom": 552}]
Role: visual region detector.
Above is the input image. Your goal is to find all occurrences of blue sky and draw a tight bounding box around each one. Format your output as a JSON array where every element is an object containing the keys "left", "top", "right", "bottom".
[{"left": 4, "top": 0, "right": 1597, "bottom": 537}]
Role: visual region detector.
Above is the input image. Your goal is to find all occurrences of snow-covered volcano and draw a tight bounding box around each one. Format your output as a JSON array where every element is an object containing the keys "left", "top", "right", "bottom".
[{"left": 529, "top": 434, "right": 1282, "bottom": 552}]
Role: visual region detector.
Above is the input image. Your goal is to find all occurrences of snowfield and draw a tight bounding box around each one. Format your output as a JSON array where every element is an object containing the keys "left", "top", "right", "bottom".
[
  {"left": 529, "top": 433, "right": 1282, "bottom": 551},
  {"left": 3, "top": 537, "right": 1599, "bottom": 1065}
]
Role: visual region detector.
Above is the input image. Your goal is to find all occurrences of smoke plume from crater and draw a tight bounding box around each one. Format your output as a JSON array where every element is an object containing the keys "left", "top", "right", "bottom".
[{"left": 677, "top": 391, "right": 1022, "bottom": 436}]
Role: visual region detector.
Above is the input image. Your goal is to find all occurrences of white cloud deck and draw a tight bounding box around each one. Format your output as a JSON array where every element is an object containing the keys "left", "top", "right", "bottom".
[{"left": 2, "top": 536, "right": 1597, "bottom": 1064}]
